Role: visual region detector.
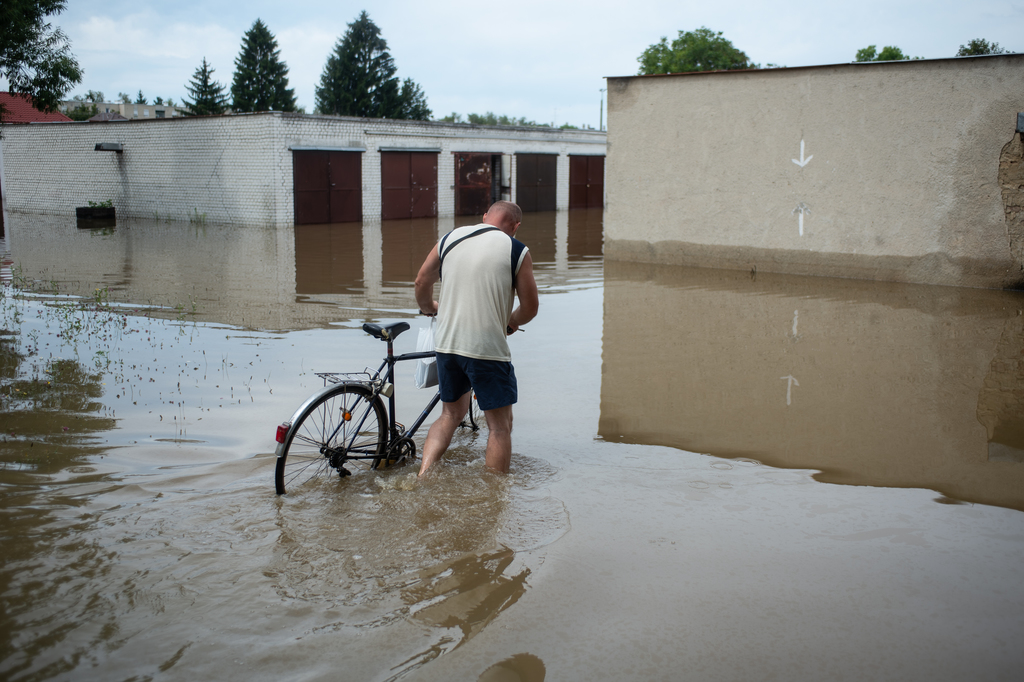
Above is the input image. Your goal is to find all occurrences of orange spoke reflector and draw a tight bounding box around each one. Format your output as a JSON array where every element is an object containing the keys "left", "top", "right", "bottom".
[{"left": 343, "top": 411, "right": 352, "bottom": 421}]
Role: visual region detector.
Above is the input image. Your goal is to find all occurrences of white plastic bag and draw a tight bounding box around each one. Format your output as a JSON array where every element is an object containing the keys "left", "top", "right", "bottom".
[{"left": 415, "top": 318, "right": 438, "bottom": 389}]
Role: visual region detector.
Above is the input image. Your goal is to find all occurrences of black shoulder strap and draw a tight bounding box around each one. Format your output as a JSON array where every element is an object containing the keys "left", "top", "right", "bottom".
[
  {"left": 438, "top": 226, "right": 500, "bottom": 280},
  {"left": 510, "top": 237, "right": 527, "bottom": 287}
]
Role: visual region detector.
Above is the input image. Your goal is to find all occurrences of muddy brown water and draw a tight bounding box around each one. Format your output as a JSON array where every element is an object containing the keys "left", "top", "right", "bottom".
[{"left": 1, "top": 210, "right": 1023, "bottom": 681}]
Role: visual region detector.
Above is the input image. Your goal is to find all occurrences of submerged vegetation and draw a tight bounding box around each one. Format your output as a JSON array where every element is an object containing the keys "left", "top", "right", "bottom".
[{"left": 1, "top": 265, "right": 204, "bottom": 433}]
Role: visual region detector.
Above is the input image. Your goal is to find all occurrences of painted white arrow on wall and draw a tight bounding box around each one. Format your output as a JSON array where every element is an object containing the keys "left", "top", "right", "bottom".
[
  {"left": 792, "top": 140, "right": 813, "bottom": 168},
  {"left": 792, "top": 202, "right": 810, "bottom": 236},
  {"left": 780, "top": 375, "right": 800, "bottom": 405}
]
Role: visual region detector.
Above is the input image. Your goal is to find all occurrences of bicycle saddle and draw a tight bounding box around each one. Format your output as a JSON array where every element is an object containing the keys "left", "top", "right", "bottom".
[{"left": 362, "top": 321, "right": 411, "bottom": 341}]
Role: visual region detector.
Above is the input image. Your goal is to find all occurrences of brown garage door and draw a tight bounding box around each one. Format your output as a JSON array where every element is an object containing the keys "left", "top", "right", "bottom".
[
  {"left": 569, "top": 155, "right": 605, "bottom": 209},
  {"left": 515, "top": 154, "right": 557, "bottom": 212},
  {"left": 293, "top": 150, "right": 362, "bottom": 225},
  {"left": 381, "top": 151, "right": 438, "bottom": 220}
]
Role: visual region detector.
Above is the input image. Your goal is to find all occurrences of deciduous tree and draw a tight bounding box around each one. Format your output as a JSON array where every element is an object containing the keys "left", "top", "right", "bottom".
[
  {"left": 183, "top": 58, "right": 228, "bottom": 116},
  {"left": 315, "top": 11, "right": 430, "bottom": 120},
  {"left": 230, "top": 19, "right": 296, "bottom": 113},
  {"left": 855, "top": 45, "right": 921, "bottom": 61},
  {"left": 0, "top": 0, "right": 82, "bottom": 123},
  {"left": 638, "top": 27, "right": 755, "bottom": 75},
  {"left": 957, "top": 39, "right": 1010, "bottom": 56}
]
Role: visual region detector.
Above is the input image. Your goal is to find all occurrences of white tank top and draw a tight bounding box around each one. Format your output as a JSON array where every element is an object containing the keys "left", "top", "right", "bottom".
[{"left": 434, "top": 224, "right": 529, "bottom": 362}]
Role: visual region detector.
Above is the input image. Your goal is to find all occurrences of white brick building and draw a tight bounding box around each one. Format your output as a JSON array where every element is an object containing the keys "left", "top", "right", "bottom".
[
  {"left": 60, "top": 100, "right": 187, "bottom": 119},
  {"left": 0, "top": 112, "right": 606, "bottom": 227}
]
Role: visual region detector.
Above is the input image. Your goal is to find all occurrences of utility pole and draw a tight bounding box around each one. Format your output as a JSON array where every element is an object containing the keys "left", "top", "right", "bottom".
[{"left": 599, "top": 88, "right": 606, "bottom": 131}]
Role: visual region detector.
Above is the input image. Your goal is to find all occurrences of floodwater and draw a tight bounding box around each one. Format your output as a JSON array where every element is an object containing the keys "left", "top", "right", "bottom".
[{"left": 1, "top": 209, "right": 1023, "bottom": 681}]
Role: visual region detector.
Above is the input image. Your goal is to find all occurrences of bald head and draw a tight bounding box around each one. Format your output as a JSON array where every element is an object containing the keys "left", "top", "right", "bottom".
[{"left": 483, "top": 201, "right": 523, "bottom": 234}]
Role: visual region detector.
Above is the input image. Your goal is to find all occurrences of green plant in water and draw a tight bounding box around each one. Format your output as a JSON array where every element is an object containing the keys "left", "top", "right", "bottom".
[{"left": 188, "top": 208, "right": 207, "bottom": 225}]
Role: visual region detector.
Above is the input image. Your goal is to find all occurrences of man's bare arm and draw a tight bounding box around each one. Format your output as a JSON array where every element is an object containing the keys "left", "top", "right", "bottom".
[
  {"left": 508, "top": 251, "right": 539, "bottom": 332},
  {"left": 415, "top": 244, "right": 441, "bottom": 315}
]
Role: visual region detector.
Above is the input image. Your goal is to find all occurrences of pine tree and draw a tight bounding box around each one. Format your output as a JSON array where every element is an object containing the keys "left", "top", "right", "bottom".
[
  {"left": 230, "top": 19, "right": 296, "bottom": 113},
  {"left": 315, "top": 11, "right": 429, "bottom": 120},
  {"left": 183, "top": 58, "right": 228, "bottom": 116},
  {"left": 398, "top": 78, "right": 431, "bottom": 121}
]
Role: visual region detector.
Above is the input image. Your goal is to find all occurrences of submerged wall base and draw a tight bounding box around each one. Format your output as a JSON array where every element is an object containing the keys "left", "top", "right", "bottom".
[{"left": 605, "top": 238, "right": 1020, "bottom": 289}]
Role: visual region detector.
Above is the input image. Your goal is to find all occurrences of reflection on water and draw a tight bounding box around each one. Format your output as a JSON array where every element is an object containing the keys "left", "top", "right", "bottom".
[
  {"left": 478, "top": 653, "right": 547, "bottom": 682},
  {"left": 295, "top": 222, "right": 363, "bottom": 295},
  {"left": 600, "top": 261, "right": 1024, "bottom": 511},
  {"left": 269, "top": 449, "right": 559, "bottom": 680},
  {"left": 5, "top": 211, "right": 603, "bottom": 331}
]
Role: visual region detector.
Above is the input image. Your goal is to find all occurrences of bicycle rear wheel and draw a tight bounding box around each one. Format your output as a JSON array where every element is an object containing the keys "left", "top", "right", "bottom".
[{"left": 275, "top": 383, "right": 386, "bottom": 494}]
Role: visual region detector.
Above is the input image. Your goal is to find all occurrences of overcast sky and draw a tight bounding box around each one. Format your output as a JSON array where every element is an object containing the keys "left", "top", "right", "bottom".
[{"left": 18, "top": 0, "right": 1024, "bottom": 127}]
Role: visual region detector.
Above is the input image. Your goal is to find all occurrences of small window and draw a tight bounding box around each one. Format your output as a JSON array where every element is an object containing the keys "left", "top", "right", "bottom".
[
  {"left": 156, "top": 109, "right": 165, "bottom": 118},
  {"left": 144, "top": 109, "right": 149, "bottom": 117}
]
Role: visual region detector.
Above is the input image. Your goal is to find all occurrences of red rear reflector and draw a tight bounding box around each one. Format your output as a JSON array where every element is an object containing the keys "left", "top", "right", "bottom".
[{"left": 276, "top": 423, "right": 290, "bottom": 443}]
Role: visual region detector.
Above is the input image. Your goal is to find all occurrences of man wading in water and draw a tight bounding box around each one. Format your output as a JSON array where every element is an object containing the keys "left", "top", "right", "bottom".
[{"left": 414, "top": 201, "right": 539, "bottom": 476}]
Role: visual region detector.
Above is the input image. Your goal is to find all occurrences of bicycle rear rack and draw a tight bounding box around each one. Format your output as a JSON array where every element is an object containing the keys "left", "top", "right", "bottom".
[{"left": 315, "top": 370, "right": 376, "bottom": 386}]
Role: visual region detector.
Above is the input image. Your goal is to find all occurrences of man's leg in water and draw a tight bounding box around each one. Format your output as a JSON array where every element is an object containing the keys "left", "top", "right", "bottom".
[
  {"left": 418, "top": 390, "right": 472, "bottom": 476},
  {"left": 483, "top": 405, "right": 513, "bottom": 473}
]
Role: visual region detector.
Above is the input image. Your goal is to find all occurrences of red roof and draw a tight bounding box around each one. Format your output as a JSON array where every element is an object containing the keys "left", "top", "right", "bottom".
[{"left": 0, "top": 92, "right": 73, "bottom": 123}]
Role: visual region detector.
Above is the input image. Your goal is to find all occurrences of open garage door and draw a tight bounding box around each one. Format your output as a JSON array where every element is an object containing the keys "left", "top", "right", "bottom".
[{"left": 515, "top": 153, "right": 557, "bottom": 212}]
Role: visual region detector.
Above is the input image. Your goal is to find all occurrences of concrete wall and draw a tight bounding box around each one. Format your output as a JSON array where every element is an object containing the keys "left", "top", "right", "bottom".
[
  {"left": 0, "top": 113, "right": 605, "bottom": 227},
  {"left": 605, "top": 55, "right": 1024, "bottom": 289}
]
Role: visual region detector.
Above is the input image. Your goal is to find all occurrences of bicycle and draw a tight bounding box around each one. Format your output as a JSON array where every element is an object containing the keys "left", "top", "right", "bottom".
[{"left": 274, "top": 321, "right": 480, "bottom": 495}]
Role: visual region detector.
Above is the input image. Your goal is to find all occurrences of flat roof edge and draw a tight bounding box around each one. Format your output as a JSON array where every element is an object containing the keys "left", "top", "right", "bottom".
[{"left": 605, "top": 52, "right": 1024, "bottom": 81}]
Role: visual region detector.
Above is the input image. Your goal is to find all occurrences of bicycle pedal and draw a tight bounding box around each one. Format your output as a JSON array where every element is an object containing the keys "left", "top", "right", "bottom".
[{"left": 339, "top": 467, "right": 352, "bottom": 478}]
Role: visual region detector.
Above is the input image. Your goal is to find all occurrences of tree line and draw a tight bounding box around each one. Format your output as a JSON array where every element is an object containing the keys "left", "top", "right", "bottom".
[
  {"left": 1, "top": 4, "right": 431, "bottom": 122},
  {"left": 2, "top": 3, "right": 1016, "bottom": 127},
  {"left": 638, "top": 28, "right": 1013, "bottom": 75},
  {"left": 183, "top": 11, "right": 430, "bottom": 119}
]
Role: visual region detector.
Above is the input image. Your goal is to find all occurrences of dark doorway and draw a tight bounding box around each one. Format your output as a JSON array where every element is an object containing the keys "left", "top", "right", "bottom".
[
  {"left": 455, "top": 153, "right": 504, "bottom": 216},
  {"left": 293, "top": 150, "right": 363, "bottom": 225},
  {"left": 381, "top": 151, "right": 438, "bottom": 220},
  {"left": 569, "top": 155, "right": 605, "bottom": 209},
  {"left": 515, "top": 154, "right": 557, "bottom": 212}
]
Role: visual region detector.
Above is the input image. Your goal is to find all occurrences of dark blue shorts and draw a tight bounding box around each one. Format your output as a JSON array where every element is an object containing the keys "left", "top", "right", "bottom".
[{"left": 435, "top": 352, "right": 517, "bottom": 411}]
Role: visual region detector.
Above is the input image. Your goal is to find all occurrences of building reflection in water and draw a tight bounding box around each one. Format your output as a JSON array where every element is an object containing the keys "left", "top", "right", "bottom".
[
  {"left": 294, "top": 222, "right": 363, "bottom": 296},
  {"left": 600, "top": 261, "right": 1024, "bottom": 512},
  {"left": 3, "top": 210, "right": 603, "bottom": 332}
]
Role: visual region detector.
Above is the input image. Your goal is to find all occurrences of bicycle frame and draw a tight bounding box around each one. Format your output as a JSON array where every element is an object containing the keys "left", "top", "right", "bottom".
[
  {"left": 275, "top": 320, "right": 482, "bottom": 482},
  {"left": 303, "top": 334, "right": 440, "bottom": 465},
  {"left": 375, "top": 342, "right": 442, "bottom": 446}
]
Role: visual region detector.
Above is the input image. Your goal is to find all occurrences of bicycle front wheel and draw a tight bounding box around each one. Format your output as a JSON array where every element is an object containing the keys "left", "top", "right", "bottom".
[{"left": 275, "top": 383, "right": 387, "bottom": 495}]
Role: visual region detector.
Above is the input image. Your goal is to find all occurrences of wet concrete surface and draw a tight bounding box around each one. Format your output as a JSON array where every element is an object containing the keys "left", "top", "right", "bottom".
[{"left": 1, "top": 209, "right": 1023, "bottom": 681}]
